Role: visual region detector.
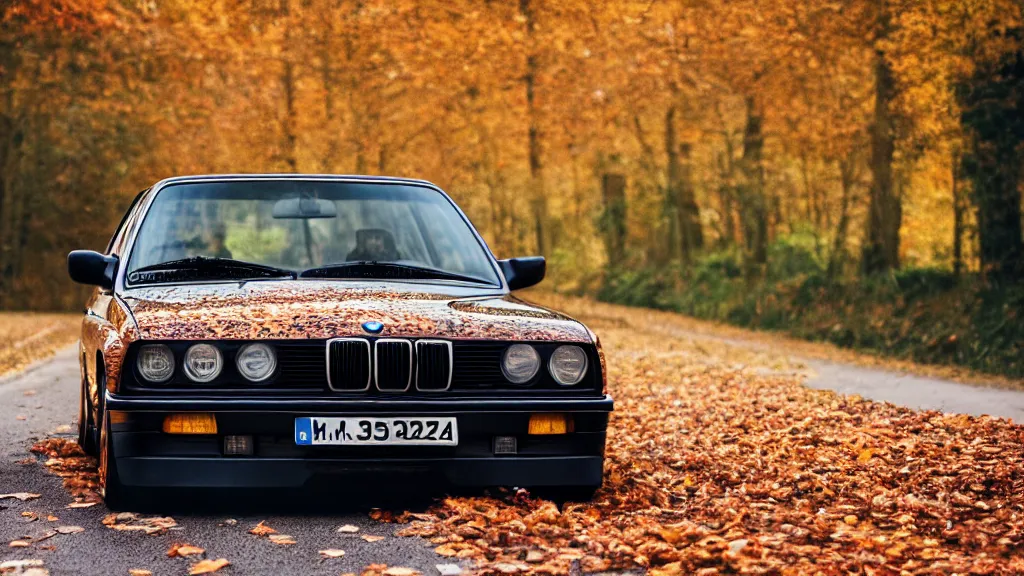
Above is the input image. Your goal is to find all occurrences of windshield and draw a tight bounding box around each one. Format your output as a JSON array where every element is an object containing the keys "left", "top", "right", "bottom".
[{"left": 125, "top": 181, "right": 500, "bottom": 285}]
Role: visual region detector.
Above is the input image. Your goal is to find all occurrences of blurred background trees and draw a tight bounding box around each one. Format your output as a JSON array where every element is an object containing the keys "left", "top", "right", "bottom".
[{"left": 1, "top": 0, "right": 1021, "bottom": 373}]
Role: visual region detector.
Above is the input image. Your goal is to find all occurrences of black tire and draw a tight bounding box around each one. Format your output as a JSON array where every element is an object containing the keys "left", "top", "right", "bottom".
[
  {"left": 99, "top": 414, "right": 136, "bottom": 511},
  {"left": 77, "top": 373, "right": 98, "bottom": 456}
]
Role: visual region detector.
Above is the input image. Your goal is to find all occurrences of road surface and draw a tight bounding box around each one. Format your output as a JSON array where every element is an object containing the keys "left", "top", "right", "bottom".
[{"left": 1, "top": 327, "right": 1021, "bottom": 575}]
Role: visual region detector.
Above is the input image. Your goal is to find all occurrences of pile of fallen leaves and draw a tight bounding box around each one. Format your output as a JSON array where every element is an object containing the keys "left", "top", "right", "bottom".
[
  {"left": 28, "top": 296, "right": 1024, "bottom": 574},
  {"left": 28, "top": 438, "right": 101, "bottom": 504},
  {"left": 0, "top": 313, "right": 80, "bottom": 378},
  {"left": 379, "top": 296, "right": 1024, "bottom": 574}
]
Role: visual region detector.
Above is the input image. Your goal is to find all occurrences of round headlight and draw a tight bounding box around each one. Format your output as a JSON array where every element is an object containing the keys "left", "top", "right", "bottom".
[
  {"left": 236, "top": 343, "right": 277, "bottom": 383},
  {"left": 137, "top": 344, "right": 174, "bottom": 383},
  {"left": 501, "top": 344, "right": 541, "bottom": 384},
  {"left": 549, "top": 345, "right": 588, "bottom": 386},
  {"left": 183, "top": 343, "right": 223, "bottom": 383}
]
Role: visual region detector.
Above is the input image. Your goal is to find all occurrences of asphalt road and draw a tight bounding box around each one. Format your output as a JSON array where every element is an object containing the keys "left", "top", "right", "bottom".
[
  {"left": 2, "top": 340, "right": 1022, "bottom": 576},
  {"left": 1, "top": 347, "right": 458, "bottom": 576}
]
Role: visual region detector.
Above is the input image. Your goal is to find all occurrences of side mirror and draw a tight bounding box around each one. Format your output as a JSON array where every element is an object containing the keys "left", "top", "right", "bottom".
[
  {"left": 497, "top": 257, "right": 546, "bottom": 290},
  {"left": 68, "top": 250, "right": 118, "bottom": 290}
]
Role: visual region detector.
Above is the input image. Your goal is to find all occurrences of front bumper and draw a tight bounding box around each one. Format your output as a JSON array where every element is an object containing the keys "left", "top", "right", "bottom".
[{"left": 105, "top": 393, "right": 613, "bottom": 489}]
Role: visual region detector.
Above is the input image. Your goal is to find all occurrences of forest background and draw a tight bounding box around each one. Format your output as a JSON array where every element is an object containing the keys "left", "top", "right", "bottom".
[{"left": 1, "top": 0, "right": 1022, "bottom": 376}]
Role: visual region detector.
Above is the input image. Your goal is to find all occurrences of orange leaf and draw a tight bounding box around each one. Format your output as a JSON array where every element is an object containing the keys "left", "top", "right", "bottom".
[{"left": 190, "top": 558, "right": 230, "bottom": 575}]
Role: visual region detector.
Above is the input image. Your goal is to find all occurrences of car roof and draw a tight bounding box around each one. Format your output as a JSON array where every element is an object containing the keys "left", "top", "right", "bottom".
[{"left": 152, "top": 174, "right": 439, "bottom": 189}]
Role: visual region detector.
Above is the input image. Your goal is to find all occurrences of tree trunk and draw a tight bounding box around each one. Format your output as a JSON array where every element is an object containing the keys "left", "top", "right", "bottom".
[
  {"left": 828, "top": 151, "right": 856, "bottom": 280},
  {"left": 959, "top": 44, "right": 1024, "bottom": 282},
  {"left": 280, "top": 0, "right": 298, "bottom": 172},
  {"left": 665, "top": 105, "right": 703, "bottom": 262},
  {"left": 600, "top": 173, "right": 627, "bottom": 265},
  {"left": 520, "top": 0, "right": 548, "bottom": 256},
  {"left": 320, "top": 5, "right": 337, "bottom": 172},
  {"left": 967, "top": 134, "right": 1023, "bottom": 281},
  {"left": 951, "top": 146, "right": 966, "bottom": 278},
  {"left": 664, "top": 106, "right": 681, "bottom": 259},
  {"left": 862, "top": 48, "right": 901, "bottom": 275},
  {"left": 740, "top": 96, "right": 768, "bottom": 279}
]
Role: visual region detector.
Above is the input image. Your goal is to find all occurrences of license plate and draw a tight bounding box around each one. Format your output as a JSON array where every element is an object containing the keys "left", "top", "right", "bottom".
[{"left": 294, "top": 417, "right": 458, "bottom": 446}]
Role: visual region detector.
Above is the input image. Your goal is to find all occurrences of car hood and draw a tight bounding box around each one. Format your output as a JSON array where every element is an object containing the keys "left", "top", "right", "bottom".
[{"left": 119, "top": 281, "right": 591, "bottom": 343}]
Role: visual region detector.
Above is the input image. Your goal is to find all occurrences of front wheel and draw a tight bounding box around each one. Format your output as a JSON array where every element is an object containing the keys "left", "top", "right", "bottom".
[{"left": 99, "top": 414, "right": 136, "bottom": 511}]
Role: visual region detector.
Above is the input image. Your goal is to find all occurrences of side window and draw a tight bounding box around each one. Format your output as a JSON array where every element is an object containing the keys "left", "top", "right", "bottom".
[{"left": 106, "top": 189, "right": 149, "bottom": 255}]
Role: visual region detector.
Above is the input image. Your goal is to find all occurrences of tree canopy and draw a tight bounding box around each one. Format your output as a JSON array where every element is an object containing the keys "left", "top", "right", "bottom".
[{"left": 1, "top": 0, "right": 1022, "bottom": 309}]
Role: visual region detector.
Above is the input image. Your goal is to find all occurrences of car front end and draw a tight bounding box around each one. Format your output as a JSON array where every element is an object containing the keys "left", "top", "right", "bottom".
[
  {"left": 69, "top": 175, "right": 612, "bottom": 506},
  {"left": 105, "top": 304, "right": 611, "bottom": 496}
]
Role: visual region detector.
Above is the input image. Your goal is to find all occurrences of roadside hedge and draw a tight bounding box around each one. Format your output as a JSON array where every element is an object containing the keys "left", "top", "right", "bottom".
[{"left": 597, "top": 242, "right": 1023, "bottom": 379}]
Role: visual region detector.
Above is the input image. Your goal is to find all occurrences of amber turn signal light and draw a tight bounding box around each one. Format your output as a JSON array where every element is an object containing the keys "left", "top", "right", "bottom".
[
  {"left": 528, "top": 413, "right": 572, "bottom": 435},
  {"left": 162, "top": 413, "right": 217, "bottom": 434}
]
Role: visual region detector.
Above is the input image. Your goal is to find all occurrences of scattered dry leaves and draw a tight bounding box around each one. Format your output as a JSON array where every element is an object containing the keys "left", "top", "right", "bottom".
[
  {"left": 372, "top": 295, "right": 1024, "bottom": 574},
  {"left": 337, "top": 524, "right": 360, "bottom": 533},
  {"left": 382, "top": 568, "right": 420, "bottom": 576},
  {"left": 0, "top": 314, "right": 80, "bottom": 377},
  {"left": 268, "top": 534, "right": 296, "bottom": 545},
  {"left": 248, "top": 521, "right": 277, "bottom": 537},
  {"left": 188, "top": 558, "right": 230, "bottom": 575},
  {"left": 128, "top": 570, "right": 153, "bottom": 576},
  {"left": 319, "top": 548, "right": 346, "bottom": 558},
  {"left": 0, "top": 493, "right": 41, "bottom": 501},
  {"left": 168, "top": 543, "right": 205, "bottom": 558},
  {"left": 360, "top": 534, "right": 385, "bottom": 543},
  {"left": 101, "top": 513, "right": 177, "bottom": 535},
  {"left": 29, "top": 438, "right": 100, "bottom": 502}
]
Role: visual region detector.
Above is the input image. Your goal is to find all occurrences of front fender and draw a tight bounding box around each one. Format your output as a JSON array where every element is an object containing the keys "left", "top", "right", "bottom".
[{"left": 80, "top": 294, "right": 139, "bottom": 406}]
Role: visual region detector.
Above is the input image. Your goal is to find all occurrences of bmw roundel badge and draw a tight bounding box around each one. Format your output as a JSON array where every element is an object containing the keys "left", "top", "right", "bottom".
[{"left": 362, "top": 320, "right": 384, "bottom": 334}]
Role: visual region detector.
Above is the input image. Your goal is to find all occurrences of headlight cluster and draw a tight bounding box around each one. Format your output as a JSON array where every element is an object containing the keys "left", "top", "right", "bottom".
[
  {"left": 501, "top": 344, "right": 589, "bottom": 386},
  {"left": 135, "top": 343, "right": 277, "bottom": 385}
]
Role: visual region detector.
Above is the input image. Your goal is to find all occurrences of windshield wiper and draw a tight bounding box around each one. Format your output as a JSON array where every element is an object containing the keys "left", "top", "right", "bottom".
[
  {"left": 129, "top": 256, "right": 297, "bottom": 283},
  {"left": 300, "top": 261, "right": 491, "bottom": 284}
]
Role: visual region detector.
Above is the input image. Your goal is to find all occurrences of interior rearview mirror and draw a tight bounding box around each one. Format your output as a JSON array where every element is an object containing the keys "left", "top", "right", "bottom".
[
  {"left": 272, "top": 197, "right": 337, "bottom": 219},
  {"left": 68, "top": 250, "right": 118, "bottom": 290},
  {"left": 497, "top": 257, "right": 545, "bottom": 290}
]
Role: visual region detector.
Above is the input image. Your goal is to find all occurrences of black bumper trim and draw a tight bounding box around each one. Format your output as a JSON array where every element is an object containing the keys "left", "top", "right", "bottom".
[
  {"left": 105, "top": 392, "right": 614, "bottom": 413},
  {"left": 114, "top": 455, "right": 605, "bottom": 489}
]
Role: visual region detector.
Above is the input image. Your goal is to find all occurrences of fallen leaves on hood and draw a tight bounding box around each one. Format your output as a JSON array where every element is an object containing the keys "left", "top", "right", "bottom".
[
  {"left": 102, "top": 513, "right": 177, "bottom": 535},
  {"left": 0, "top": 493, "right": 41, "bottom": 501},
  {"left": 248, "top": 521, "right": 277, "bottom": 537},
  {"left": 188, "top": 558, "right": 230, "bottom": 575},
  {"left": 370, "top": 295, "right": 1024, "bottom": 574},
  {"left": 318, "top": 549, "right": 346, "bottom": 558},
  {"left": 168, "top": 543, "right": 205, "bottom": 558}
]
